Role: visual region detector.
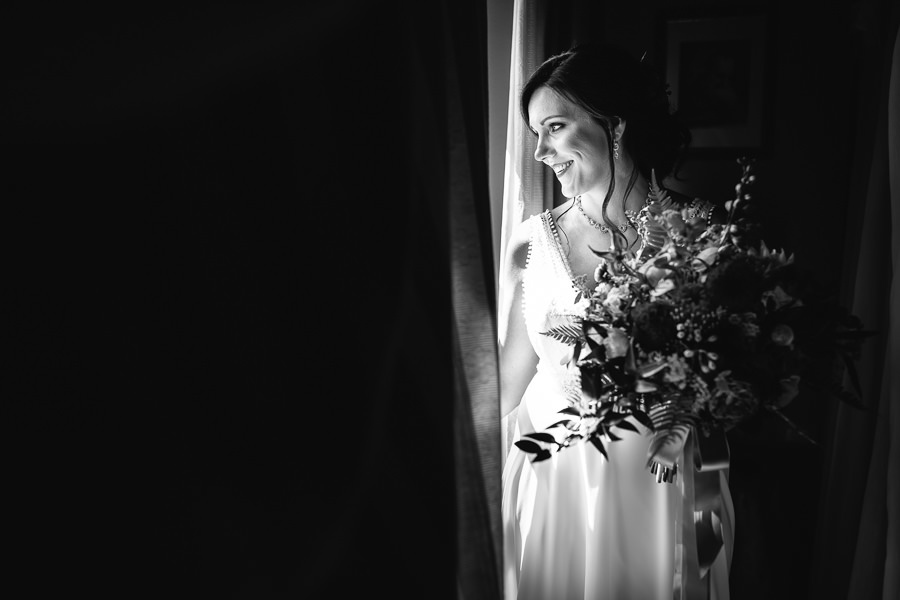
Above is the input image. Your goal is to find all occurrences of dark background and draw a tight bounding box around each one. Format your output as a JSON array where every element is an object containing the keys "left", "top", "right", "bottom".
[{"left": 6, "top": 3, "right": 458, "bottom": 597}]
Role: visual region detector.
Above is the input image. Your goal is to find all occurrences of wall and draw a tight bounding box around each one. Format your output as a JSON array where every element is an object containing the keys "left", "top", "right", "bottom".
[{"left": 598, "top": 0, "right": 856, "bottom": 288}]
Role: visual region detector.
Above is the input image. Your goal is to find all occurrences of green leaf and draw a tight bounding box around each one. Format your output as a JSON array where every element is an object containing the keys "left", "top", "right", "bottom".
[
  {"left": 589, "top": 435, "right": 609, "bottom": 460},
  {"left": 523, "top": 432, "right": 557, "bottom": 444},
  {"left": 514, "top": 439, "right": 544, "bottom": 454},
  {"left": 615, "top": 419, "right": 640, "bottom": 434},
  {"left": 541, "top": 323, "right": 585, "bottom": 345},
  {"left": 533, "top": 449, "right": 553, "bottom": 462},
  {"left": 559, "top": 406, "right": 581, "bottom": 416},
  {"left": 581, "top": 371, "right": 603, "bottom": 402},
  {"left": 631, "top": 410, "right": 656, "bottom": 431},
  {"left": 573, "top": 341, "right": 583, "bottom": 363}
]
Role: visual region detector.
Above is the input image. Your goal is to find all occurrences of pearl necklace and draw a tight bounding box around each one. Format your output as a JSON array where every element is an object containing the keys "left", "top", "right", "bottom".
[{"left": 574, "top": 196, "right": 630, "bottom": 233}]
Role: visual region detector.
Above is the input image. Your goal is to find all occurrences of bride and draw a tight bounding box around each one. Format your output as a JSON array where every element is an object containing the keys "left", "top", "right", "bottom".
[{"left": 498, "top": 42, "right": 733, "bottom": 600}]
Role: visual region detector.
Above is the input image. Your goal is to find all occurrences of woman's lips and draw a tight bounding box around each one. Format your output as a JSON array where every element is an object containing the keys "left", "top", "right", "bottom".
[{"left": 553, "top": 160, "right": 573, "bottom": 177}]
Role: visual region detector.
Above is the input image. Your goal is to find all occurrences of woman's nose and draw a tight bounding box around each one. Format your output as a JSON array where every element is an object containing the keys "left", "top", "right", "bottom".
[{"left": 533, "top": 133, "right": 551, "bottom": 162}]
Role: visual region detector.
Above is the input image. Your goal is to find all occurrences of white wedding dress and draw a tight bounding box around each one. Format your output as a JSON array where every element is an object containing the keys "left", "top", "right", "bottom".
[{"left": 502, "top": 211, "right": 734, "bottom": 600}]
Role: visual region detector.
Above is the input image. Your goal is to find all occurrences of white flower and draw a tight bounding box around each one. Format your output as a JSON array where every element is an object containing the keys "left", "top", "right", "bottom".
[
  {"left": 602, "top": 327, "right": 630, "bottom": 358},
  {"left": 574, "top": 296, "right": 591, "bottom": 314},
  {"left": 590, "top": 281, "right": 612, "bottom": 304},
  {"left": 603, "top": 284, "right": 631, "bottom": 318},
  {"left": 663, "top": 354, "right": 688, "bottom": 387}
]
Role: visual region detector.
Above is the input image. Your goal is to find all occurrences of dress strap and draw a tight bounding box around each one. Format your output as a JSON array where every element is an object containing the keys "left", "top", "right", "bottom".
[{"left": 539, "top": 211, "right": 590, "bottom": 297}]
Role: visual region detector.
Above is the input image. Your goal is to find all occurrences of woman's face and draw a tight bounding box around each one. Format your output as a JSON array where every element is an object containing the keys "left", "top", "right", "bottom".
[{"left": 527, "top": 86, "right": 611, "bottom": 200}]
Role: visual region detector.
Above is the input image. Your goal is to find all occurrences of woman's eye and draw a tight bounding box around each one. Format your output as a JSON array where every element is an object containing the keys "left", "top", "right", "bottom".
[{"left": 548, "top": 123, "right": 564, "bottom": 132}]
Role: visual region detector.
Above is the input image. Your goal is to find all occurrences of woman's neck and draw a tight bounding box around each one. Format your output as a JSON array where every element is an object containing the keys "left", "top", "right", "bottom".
[{"left": 579, "top": 168, "right": 649, "bottom": 218}]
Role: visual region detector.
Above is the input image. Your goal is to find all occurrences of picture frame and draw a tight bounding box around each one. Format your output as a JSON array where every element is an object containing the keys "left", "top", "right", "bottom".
[{"left": 659, "top": 10, "right": 772, "bottom": 158}]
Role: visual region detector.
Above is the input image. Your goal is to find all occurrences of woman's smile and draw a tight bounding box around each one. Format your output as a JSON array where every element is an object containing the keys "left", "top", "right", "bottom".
[{"left": 551, "top": 160, "right": 573, "bottom": 177}]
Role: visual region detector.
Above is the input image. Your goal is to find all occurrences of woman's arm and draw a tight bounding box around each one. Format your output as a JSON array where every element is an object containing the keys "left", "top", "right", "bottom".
[{"left": 498, "top": 221, "right": 539, "bottom": 418}]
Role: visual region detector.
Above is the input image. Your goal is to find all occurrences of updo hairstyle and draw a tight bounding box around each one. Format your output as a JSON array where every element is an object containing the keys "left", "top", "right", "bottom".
[{"left": 521, "top": 43, "right": 691, "bottom": 197}]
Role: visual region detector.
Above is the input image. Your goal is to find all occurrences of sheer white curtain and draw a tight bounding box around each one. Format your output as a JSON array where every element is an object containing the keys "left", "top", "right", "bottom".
[{"left": 497, "top": 0, "right": 556, "bottom": 459}]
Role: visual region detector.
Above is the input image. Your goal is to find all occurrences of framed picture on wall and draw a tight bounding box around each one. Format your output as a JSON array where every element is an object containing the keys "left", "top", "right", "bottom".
[{"left": 660, "top": 11, "right": 772, "bottom": 157}]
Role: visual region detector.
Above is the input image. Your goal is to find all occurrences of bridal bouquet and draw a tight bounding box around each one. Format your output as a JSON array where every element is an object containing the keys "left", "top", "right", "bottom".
[{"left": 514, "top": 158, "right": 869, "bottom": 473}]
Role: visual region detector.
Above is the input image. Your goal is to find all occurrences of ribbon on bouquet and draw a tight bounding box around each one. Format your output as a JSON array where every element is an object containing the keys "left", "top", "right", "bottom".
[
  {"left": 677, "top": 427, "right": 732, "bottom": 600},
  {"left": 644, "top": 402, "right": 732, "bottom": 599}
]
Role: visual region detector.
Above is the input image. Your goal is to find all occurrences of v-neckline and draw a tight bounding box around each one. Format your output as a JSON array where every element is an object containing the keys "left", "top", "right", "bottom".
[
  {"left": 543, "top": 198, "right": 650, "bottom": 298},
  {"left": 544, "top": 210, "right": 593, "bottom": 297}
]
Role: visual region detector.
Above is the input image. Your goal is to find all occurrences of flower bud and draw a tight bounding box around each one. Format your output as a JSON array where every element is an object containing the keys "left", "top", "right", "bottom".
[
  {"left": 640, "top": 262, "right": 668, "bottom": 287},
  {"left": 770, "top": 324, "right": 795, "bottom": 346}
]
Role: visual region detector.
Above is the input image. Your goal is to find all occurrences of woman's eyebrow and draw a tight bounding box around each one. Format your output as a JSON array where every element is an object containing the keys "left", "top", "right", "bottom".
[{"left": 540, "top": 114, "right": 565, "bottom": 124}]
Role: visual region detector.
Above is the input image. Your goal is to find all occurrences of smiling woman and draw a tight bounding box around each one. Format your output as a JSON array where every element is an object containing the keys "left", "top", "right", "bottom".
[{"left": 498, "top": 43, "right": 731, "bottom": 600}]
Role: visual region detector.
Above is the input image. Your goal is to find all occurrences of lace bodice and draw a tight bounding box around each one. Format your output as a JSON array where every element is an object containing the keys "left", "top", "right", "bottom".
[{"left": 521, "top": 211, "right": 589, "bottom": 378}]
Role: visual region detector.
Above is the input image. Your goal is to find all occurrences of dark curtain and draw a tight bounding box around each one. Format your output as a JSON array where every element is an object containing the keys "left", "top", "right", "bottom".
[
  {"left": 6, "top": 2, "right": 497, "bottom": 597},
  {"left": 811, "top": 1, "right": 900, "bottom": 599},
  {"left": 406, "top": 1, "right": 503, "bottom": 598}
]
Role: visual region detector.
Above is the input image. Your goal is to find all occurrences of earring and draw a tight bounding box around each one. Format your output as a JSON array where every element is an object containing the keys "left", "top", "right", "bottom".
[{"left": 613, "top": 140, "right": 620, "bottom": 160}]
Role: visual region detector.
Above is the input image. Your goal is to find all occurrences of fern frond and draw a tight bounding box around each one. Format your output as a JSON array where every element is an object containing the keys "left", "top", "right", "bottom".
[{"left": 541, "top": 322, "right": 585, "bottom": 345}]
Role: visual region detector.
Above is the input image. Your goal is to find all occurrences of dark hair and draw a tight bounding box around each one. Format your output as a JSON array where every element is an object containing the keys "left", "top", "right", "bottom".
[{"left": 521, "top": 43, "right": 691, "bottom": 239}]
